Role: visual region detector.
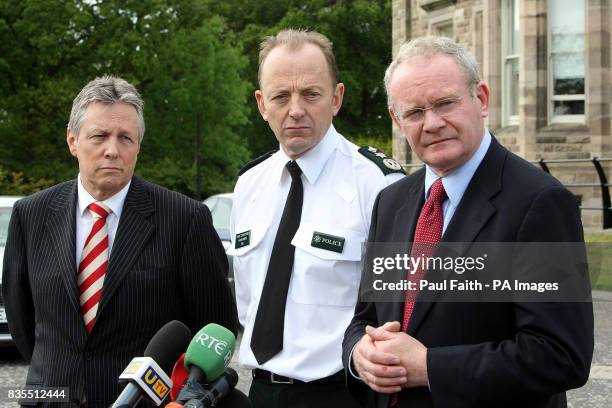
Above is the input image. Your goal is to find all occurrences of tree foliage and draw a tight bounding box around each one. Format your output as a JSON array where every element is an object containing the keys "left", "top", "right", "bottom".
[
  {"left": 0, "top": 0, "right": 392, "bottom": 197},
  {"left": 0, "top": 0, "right": 250, "bottom": 197}
]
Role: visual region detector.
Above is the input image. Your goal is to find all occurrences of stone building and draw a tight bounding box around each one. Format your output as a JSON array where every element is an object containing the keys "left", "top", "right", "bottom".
[{"left": 391, "top": 0, "right": 611, "bottom": 228}]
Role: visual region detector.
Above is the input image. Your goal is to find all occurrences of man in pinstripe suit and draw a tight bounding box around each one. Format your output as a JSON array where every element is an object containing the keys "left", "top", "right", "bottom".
[{"left": 2, "top": 76, "right": 237, "bottom": 407}]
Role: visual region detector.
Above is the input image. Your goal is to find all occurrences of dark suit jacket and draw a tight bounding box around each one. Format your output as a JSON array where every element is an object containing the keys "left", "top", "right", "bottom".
[
  {"left": 2, "top": 177, "right": 238, "bottom": 407},
  {"left": 343, "top": 139, "right": 594, "bottom": 408}
]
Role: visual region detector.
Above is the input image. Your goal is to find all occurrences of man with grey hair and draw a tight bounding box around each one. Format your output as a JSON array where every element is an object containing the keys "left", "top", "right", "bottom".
[
  {"left": 343, "top": 36, "right": 593, "bottom": 407},
  {"left": 229, "top": 29, "right": 404, "bottom": 408},
  {"left": 3, "top": 75, "right": 237, "bottom": 407}
]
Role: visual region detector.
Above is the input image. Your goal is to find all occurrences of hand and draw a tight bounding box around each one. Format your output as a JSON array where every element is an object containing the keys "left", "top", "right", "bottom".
[
  {"left": 352, "top": 322, "right": 407, "bottom": 393},
  {"left": 366, "top": 325, "right": 429, "bottom": 388}
]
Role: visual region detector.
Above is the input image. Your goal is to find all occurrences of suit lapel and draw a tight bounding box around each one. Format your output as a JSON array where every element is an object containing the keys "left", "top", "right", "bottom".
[
  {"left": 46, "top": 181, "right": 81, "bottom": 314},
  {"left": 96, "top": 178, "right": 155, "bottom": 318},
  {"left": 407, "top": 139, "right": 506, "bottom": 335}
]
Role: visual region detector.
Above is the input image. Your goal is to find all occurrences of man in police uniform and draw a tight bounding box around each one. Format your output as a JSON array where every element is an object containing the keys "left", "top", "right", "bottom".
[{"left": 229, "top": 29, "right": 404, "bottom": 407}]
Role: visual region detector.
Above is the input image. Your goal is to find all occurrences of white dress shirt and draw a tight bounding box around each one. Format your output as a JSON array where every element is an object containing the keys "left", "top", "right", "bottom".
[
  {"left": 75, "top": 174, "right": 130, "bottom": 266},
  {"left": 229, "top": 125, "right": 404, "bottom": 381}
]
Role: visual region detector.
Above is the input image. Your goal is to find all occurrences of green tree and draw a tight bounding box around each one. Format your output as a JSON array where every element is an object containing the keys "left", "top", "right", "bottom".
[{"left": 0, "top": 0, "right": 250, "bottom": 197}]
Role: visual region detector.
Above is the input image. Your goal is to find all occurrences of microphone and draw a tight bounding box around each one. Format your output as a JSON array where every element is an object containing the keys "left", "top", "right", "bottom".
[
  {"left": 183, "top": 323, "right": 236, "bottom": 383},
  {"left": 170, "top": 353, "right": 190, "bottom": 401},
  {"left": 183, "top": 368, "right": 239, "bottom": 408},
  {"left": 175, "top": 324, "right": 236, "bottom": 404},
  {"left": 111, "top": 320, "right": 192, "bottom": 408},
  {"left": 215, "top": 389, "right": 252, "bottom": 408}
]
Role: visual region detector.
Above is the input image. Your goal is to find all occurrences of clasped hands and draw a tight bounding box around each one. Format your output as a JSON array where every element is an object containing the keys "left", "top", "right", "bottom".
[{"left": 352, "top": 321, "right": 428, "bottom": 393}]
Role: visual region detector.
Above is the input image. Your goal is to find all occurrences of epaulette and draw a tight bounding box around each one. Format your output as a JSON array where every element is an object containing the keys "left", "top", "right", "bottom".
[
  {"left": 358, "top": 145, "right": 405, "bottom": 175},
  {"left": 238, "top": 150, "right": 277, "bottom": 177}
]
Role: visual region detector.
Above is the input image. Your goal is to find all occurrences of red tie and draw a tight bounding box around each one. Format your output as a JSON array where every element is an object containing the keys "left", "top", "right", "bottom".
[
  {"left": 401, "top": 178, "right": 446, "bottom": 331},
  {"left": 78, "top": 202, "right": 111, "bottom": 334},
  {"left": 391, "top": 178, "right": 446, "bottom": 407}
]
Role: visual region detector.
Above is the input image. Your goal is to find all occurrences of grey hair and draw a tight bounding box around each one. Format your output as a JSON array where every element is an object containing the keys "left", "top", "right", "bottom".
[
  {"left": 258, "top": 28, "right": 339, "bottom": 87},
  {"left": 68, "top": 75, "right": 145, "bottom": 142},
  {"left": 384, "top": 36, "right": 481, "bottom": 106}
]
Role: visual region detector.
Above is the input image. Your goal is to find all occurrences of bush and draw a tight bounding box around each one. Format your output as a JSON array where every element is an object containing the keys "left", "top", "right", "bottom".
[{"left": 0, "top": 166, "right": 54, "bottom": 196}]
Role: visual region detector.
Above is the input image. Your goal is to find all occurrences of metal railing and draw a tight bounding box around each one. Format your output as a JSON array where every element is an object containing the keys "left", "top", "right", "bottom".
[{"left": 403, "top": 157, "right": 612, "bottom": 229}]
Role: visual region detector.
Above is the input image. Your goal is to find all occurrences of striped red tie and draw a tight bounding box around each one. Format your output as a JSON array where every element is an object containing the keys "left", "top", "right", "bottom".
[{"left": 78, "top": 202, "right": 111, "bottom": 334}]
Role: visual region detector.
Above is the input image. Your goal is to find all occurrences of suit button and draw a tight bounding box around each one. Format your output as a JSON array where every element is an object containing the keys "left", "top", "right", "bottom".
[{"left": 83, "top": 351, "right": 93, "bottom": 361}]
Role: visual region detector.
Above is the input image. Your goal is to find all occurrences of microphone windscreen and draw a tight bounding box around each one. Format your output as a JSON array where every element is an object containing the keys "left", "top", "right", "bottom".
[
  {"left": 144, "top": 320, "right": 192, "bottom": 375},
  {"left": 184, "top": 323, "right": 236, "bottom": 381},
  {"left": 170, "top": 353, "right": 189, "bottom": 401},
  {"left": 216, "top": 389, "right": 252, "bottom": 408}
]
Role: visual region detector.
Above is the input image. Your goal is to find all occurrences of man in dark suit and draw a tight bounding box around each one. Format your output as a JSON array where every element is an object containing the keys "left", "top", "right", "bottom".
[
  {"left": 342, "top": 37, "right": 594, "bottom": 407},
  {"left": 2, "top": 76, "right": 237, "bottom": 407}
]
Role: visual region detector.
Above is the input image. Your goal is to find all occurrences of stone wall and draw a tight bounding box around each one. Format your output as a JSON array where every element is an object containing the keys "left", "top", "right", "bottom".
[{"left": 390, "top": 0, "right": 612, "bottom": 228}]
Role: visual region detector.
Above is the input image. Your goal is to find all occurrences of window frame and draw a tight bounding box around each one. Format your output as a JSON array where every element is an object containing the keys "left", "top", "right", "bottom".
[
  {"left": 428, "top": 13, "right": 454, "bottom": 39},
  {"left": 547, "top": 0, "right": 586, "bottom": 124},
  {"left": 501, "top": 0, "right": 520, "bottom": 127}
]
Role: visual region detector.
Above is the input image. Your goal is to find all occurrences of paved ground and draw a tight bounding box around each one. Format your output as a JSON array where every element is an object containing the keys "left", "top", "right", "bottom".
[{"left": 1, "top": 291, "right": 611, "bottom": 407}]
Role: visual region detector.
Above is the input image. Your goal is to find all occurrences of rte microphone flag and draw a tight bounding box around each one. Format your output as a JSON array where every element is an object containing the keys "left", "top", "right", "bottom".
[
  {"left": 174, "top": 323, "right": 237, "bottom": 405},
  {"left": 183, "top": 323, "right": 236, "bottom": 382}
]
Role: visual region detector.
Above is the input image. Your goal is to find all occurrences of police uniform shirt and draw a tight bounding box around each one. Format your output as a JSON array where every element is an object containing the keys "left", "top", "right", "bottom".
[{"left": 229, "top": 125, "right": 404, "bottom": 381}]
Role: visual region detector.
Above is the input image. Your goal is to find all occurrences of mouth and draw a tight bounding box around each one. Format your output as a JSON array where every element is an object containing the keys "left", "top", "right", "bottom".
[
  {"left": 426, "top": 138, "right": 454, "bottom": 147},
  {"left": 98, "top": 167, "right": 122, "bottom": 172}
]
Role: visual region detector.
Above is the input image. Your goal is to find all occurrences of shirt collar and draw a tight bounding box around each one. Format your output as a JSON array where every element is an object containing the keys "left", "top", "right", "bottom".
[
  {"left": 424, "top": 130, "right": 492, "bottom": 205},
  {"left": 77, "top": 174, "right": 131, "bottom": 218},
  {"left": 276, "top": 124, "right": 339, "bottom": 185}
]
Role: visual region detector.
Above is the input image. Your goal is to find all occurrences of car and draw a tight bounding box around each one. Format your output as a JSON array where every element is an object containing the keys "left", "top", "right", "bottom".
[
  {"left": 203, "top": 193, "right": 234, "bottom": 289},
  {"left": 0, "top": 195, "right": 23, "bottom": 346}
]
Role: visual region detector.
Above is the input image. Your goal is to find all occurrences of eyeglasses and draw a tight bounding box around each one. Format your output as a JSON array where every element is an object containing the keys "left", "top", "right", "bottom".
[{"left": 393, "top": 96, "right": 464, "bottom": 126}]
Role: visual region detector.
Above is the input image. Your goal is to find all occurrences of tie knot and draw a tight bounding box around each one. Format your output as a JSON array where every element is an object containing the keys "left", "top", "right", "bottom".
[
  {"left": 428, "top": 178, "right": 447, "bottom": 204},
  {"left": 286, "top": 161, "right": 302, "bottom": 181},
  {"left": 88, "top": 202, "right": 111, "bottom": 220}
]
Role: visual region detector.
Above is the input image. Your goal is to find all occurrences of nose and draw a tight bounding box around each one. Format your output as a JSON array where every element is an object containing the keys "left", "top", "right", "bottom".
[
  {"left": 421, "top": 108, "right": 445, "bottom": 132},
  {"left": 288, "top": 95, "right": 305, "bottom": 119},
  {"left": 103, "top": 137, "right": 120, "bottom": 159}
]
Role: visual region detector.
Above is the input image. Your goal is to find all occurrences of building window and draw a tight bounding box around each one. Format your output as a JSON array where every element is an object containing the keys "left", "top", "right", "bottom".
[
  {"left": 472, "top": 9, "right": 484, "bottom": 72},
  {"left": 434, "top": 20, "right": 453, "bottom": 38},
  {"left": 548, "top": 0, "right": 585, "bottom": 123},
  {"left": 502, "top": 0, "right": 519, "bottom": 126},
  {"left": 428, "top": 14, "right": 454, "bottom": 39}
]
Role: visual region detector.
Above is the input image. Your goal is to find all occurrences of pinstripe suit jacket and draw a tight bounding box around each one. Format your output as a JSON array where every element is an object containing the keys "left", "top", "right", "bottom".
[{"left": 2, "top": 177, "right": 238, "bottom": 407}]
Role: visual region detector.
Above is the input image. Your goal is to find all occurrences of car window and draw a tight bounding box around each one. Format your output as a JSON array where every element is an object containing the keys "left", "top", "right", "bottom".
[
  {"left": 0, "top": 207, "right": 12, "bottom": 246},
  {"left": 211, "top": 198, "right": 232, "bottom": 232},
  {"left": 203, "top": 197, "right": 218, "bottom": 211}
]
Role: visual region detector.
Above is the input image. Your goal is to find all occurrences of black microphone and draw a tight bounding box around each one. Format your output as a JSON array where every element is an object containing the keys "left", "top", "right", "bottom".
[
  {"left": 215, "top": 389, "right": 252, "bottom": 408},
  {"left": 111, "top": 320, "right": 192, "bottom": 408},
  {"left": 182, "top": 368, "right": 239, "bottom": 408}
]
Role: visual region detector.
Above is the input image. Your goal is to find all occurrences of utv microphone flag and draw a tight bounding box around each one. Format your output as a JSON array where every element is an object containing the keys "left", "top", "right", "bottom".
[{"left": 119, "top": 356, "right": 172, "bottom": 405}]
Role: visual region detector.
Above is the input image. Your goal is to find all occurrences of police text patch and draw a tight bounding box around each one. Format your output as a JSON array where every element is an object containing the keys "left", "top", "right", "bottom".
[{"left": 311, "top": 231, "right": 345, "bottom": 253}]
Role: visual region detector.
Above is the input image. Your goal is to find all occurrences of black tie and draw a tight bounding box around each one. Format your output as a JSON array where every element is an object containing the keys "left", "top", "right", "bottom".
[{"left": 251, "top": 160, "right": 304, "bottom": 364}]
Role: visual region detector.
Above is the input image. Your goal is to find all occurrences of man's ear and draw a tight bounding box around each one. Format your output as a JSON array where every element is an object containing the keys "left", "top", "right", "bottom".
[
  {"left": 476, "top": 82, "right": 490, "bottom": 118},
  {"left": 389, "top": 107, "right": 402, "bottom": 129},
  {"left": 255, "top": 90, "right": 268, "bottom": 121},
  {"left": 67, "top": 129, "right": 78, "bottom": 157},
  {"left": 332, "top": 82, "right": 345, "bottom": 116}
]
